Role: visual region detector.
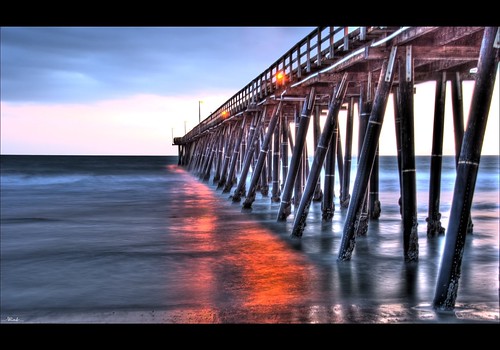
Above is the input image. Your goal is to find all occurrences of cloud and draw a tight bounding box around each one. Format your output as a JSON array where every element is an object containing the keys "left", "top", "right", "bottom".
[{"left": 1, "top": 27, "right": 315, "bottom": 104}]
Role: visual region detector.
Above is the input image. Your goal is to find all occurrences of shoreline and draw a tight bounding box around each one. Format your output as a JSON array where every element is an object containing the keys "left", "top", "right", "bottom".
[{"left": 2, "top": 301, "right": 498, "bottom": 324}]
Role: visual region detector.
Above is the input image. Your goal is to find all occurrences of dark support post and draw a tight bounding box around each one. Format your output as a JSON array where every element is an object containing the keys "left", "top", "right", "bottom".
[
  {"left": 451, "top": 72, "right": 465, "bottom": 167},
  {"left": 192, "top": 140, "right": 204, "bottom": 172},
  {"left": 291, "top": 74, "right": 349, "bottom": 237},
  {"left": 322, "top": 122, "right": 338, "bottom": 221},
  {"left": 369, "top": 145, "right": 381, "bottom": 219},
  {"left": 426, "top": 72, "right": 447, "bottom": 237},
  {"left": 185, "top": 143, "right": 195, "bottom": 168},
  {"left": 277, "top": 88, "right": 316, "bottom": 221},
  {"left": 313, "top": 106, "right": 324, "bottom": 201},
  {"left": 182, "top": 144, "right": 188, "bottom": 166},
  {"left": 271, "top": 111, "right": 281, "bottom": 202},
  {"left": 212, "top": 130, "right": 225, "bottom": 184},
  {"left": 199, "top": 136, "right": 213, "bottom": 176},
  {"left": 433, "top": 26, "right": 499, "bottom": 311},
  {"left": 340, "top": 97, "right": 355, "bottom": 208},
  {"left": 393, "top": 88, "right": 403, "bottom": 215},
  {"left": 451, "top": 72, "right": 474, "bottom": 234},
  {"left": 355, "top": 77, "right": 372, "bottom": 236},
  {"left": 398, "top": 47, "right": 419, "bottom": 262},
  {"left": 336, "top": 131, "right": 344, "bottom": 198},
  {"left": 192, "top": 137, "right": 206, "bottom": 171},
  {"left": 217, "top": 124, "right": 236, "bottom": 189},
  {"left": 223, "top": 117, "right": 246, "bottom": 193},
  {"left": 232, "top": 111, "right": 265, "bottom": 202},
  {"left": 288, "top": 124, "right": 295, "bottom": 151},
  {"left": 190, "top": 142, "right": 200, "bottom": 169},
  {"left": 239, "top": 127, "right": 247, "bottom": 173},
  {"left": 260, "top": 140, "right": 269, "bottom": 197},
  {"left": 201, "top": 133, "right": 218, "bottom": 181},
  {"left": 267, "top": 130, "right": 273, "bottom": 184},
  {"left": 281, "top": 114, "right": 289, "bottom": 191},
  {"left": 243, "top": 103, "right": 282, "bottom": 209},
  {"left": 202, "top": 134, "right": 216, "bottom": 179},
  {"left": 253, "top": 131, "right": 261, "bottom": 175},
  {"left": 293, "top": 111, "right": 304, "bottom": 206},
  {"left": 192, "top": 139, "right": 205, "bottom": 174},
  {"left": 338, "top": 47, "right": 397, "bottom": 261},
  {"left": 180, "top": 144, "right": 186, "bottom": 166},
  {"left": 186, "top": 139, "right": 199, "bottom": 171},
  {"left": 183, "top": 144, "right": 189, "bottom": 166}
]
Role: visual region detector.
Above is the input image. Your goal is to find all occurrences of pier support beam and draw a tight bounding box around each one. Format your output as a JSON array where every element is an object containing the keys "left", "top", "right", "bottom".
[
  {"left": 433, "top": 26, "right": 499, "bottom": 311},
  {"left": 340, "top": 97, "right": 354, "bottom": 208},
  {"left": 451, "top": 72, "right": 465, "bottom": 167},
  {"left": 216, "top": 124, "right": 235, "bottom": 189},
  {"left": 293, "top": 111, "right": 305, "bottom": 206},
  {"left": 201, "top": 132, "right": 218, "bottom": 181},
  {"left": 271, "top": 111, "right": 281, "bottom": 202},
  {"left": 291, "top": 74, "right": 349, "bottom": 237},
  {"left": 336, "top": 130, "right": 344, "bottom": 198},
  {"left": 199, "top": 135, "right": 213, "bottom": 177},
  {"left": 451, "top": 72, "right": 474, "bottom": 234},
  {"left": 426, "top": 72, "right": 447, "bottom": 237},
  {"left": 355, "top": 78, "right": 372, "bottom": 236},
  {"left": 243, "top": 103, "right": 282, "bottom": 208},
  {"left": 322, "top": 121, "right": 338, "bottom": 221},
  {"left": 222, "top": 117, "right": 246, "bottom": 193},
  {"left": 369, "top": 145, "right": 381, "bottom": 219},
  {"left": 338, "top": 47, "right": 397, "bottom": 261},
  {"left": 212, "top": 130, "right": 225, "bottom": 184},
  {"left": 397, "top": 47, "right": 419, "bottom": 262},
  {"left": 313, "top": 105, "right": 324, "bottom": 202},
  {"left": 277, "top": 88, "right": 316, "bottom": 221},
  {"left": 280, "top": 114, "right": 289, "bottom": 192},
  {"left": 393, "top": 87, "right": 403, "bottom": 215},
  {"left": 231, "top": 111, "right": 264, "bottom": 202}
]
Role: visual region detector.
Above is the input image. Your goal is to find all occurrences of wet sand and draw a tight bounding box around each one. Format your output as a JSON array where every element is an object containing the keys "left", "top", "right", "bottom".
[{"left": 3, "top": 297, "right": 498, "bottom": 324}]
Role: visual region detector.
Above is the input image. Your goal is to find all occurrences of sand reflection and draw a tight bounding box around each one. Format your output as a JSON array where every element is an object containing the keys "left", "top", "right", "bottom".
[{"left": 165, "top": 168, "right": 318, "bottom": 323}]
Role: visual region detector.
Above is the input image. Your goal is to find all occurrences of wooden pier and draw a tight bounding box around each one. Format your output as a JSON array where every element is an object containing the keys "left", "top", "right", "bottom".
[{"left": 173, "top": 26, "right": 499, "bottom": 311}]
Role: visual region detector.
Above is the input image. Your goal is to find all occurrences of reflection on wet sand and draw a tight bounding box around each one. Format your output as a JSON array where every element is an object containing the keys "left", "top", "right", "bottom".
[
  {"left": 161, "top": 170, "right": 320, "bottom": 323},
  {"left": 154, "top": 169, "right": 498, "bottom": 324}
]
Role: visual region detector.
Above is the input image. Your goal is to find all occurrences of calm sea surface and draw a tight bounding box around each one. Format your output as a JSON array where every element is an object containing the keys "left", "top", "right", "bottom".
[{"left": 1, "top": 155, "right": 498, "bottom": 323}]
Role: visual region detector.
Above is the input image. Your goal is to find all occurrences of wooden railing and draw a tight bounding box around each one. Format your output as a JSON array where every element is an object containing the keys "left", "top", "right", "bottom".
[{"left": 175, "top": 26, "right": 402, "bottom": 145}]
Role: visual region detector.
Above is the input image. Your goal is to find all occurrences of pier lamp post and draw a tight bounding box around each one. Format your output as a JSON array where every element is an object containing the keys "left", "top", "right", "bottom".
[{"left": 198, "top": 100, "right": 204, "bottom": 122}]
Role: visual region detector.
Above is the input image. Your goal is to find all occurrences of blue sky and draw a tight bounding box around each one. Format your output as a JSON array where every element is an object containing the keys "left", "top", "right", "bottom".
[
  {"left": 1, "top": 27, "right": 315, "bottom": 104},
  {"left": 1, "top": 26, "right": 498, "bottom": 155}
]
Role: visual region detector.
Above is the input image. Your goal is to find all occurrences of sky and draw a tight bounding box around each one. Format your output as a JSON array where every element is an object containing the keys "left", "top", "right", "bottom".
[{"left": 1, "top": 26, "right": 498, "bottom": 156}]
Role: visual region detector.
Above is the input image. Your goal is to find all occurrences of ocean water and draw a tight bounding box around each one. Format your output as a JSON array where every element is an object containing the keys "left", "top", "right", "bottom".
[{"left": 1, "top": 154, "right": 498, "bottom": 324}]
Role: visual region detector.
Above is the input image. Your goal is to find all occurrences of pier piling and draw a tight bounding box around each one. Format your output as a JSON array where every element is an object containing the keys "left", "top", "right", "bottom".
[
  {"left": 338, "top": 47, "right": 398, "bottom": 261},
  {"left": 340, "top": 96, "right": 354, "bottom": 208},
  {"left": 426, "top": 72, "right": 447, "bottom": 237},
  {"left": 433, "top": 26, "right": 499, "bottom": 311},
  {"left": 173, "top": 27, "right": 497, "bottom": 310},
  {"left": 243, "top": 103, "right": 282, "bottom": 209},
  {"left": 222, "top": 117, "right": 247, "bottom": 193},
  {"left": 232, "top": 111, "right": 265, "bottom": 202},
  {"left": 291, "top": 74, "right": 349, "bottom": 237},
  {"left": 397, "top": 47, "right": 419, "bottom": 262},
  {"left": 277, "top": 88, "right": 316, "bottom": 221}
]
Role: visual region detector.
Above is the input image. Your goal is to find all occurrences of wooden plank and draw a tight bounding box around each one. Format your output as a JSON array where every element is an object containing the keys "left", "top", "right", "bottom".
[
  {"left": 389, "top": 27, "right": 438, "bottom": 45},
  {"left": 433, "top": 26, "right": 484, "bottom": 46},
  {"left": 412, "top": 45, "right": 480, "bottom": 60}
]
